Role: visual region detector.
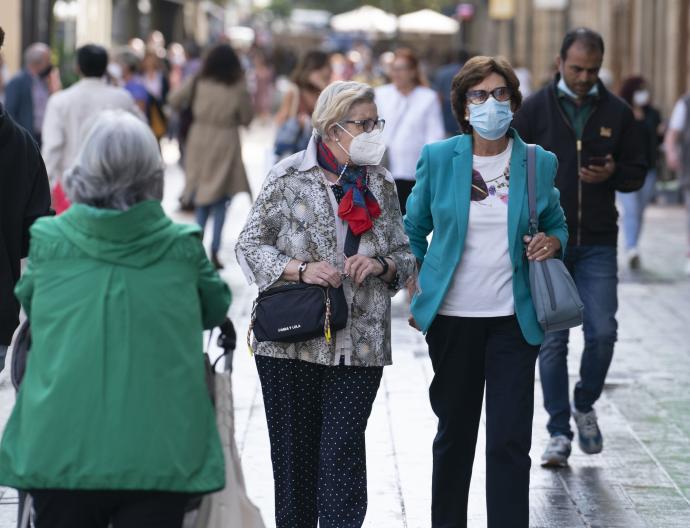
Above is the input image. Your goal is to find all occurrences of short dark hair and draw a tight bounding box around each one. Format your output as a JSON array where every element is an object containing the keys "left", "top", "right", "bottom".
[
  {"left": 77, "top": 44, "right": 108, "bottom": 77},
  {"left": 451, "top": 55, "right": 522, "bottom": 134},
  {"left": 0, "top": 27, "right": 5, "bottom": 48},
  {"left": 200, "top": 43, "right": 243, "bottom": 85},
  {"left": 560, "top": 28, "right": 605, "bottom": 60}
]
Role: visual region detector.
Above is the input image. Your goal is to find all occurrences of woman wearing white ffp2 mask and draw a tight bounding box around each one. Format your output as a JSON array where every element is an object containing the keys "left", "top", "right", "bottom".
[
  {"left": 617, "top": 75, "right": 663, "bottom": 270},
  {"left": 404, "top": 56, "right": 567, "bottom": 528}
]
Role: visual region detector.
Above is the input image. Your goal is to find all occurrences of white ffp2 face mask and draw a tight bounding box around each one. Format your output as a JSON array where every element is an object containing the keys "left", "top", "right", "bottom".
[{"left": 336, "top": 124, "right": 387, "bottom": 166}]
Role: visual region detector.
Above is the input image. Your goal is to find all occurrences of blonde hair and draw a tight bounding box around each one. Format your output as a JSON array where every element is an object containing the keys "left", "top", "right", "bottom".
[{"left": 312, "top": 81, "right": 375, "bottom": 139}]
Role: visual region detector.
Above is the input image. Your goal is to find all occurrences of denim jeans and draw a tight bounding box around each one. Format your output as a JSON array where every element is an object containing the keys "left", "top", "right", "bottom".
[
  {"left": 0, "top": 345, "right": 7, "bottom": 373},
  {"left": 617, "top": 169, "right": 656, "bottom": 250},
  {"left": 539, "top": 246, "right": 618, "bottom": 439},
  {"left": 195, "top": 197, "right": 230, "bottom": 254}
]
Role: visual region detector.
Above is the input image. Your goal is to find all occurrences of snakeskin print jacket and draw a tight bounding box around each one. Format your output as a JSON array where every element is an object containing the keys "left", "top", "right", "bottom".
[{"left": 236, "top": 137, "right": 416, "bottom": 367}]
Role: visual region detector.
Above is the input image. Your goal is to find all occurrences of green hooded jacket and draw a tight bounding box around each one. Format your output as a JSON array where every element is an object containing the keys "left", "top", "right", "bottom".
[{"left": 0, "top": 200, "right": 231, "bottom": 493}]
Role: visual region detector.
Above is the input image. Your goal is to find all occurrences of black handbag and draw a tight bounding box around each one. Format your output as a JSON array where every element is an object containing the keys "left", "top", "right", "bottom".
[{"left": 248, "top": 283, "right": 348, "bottom": 348}]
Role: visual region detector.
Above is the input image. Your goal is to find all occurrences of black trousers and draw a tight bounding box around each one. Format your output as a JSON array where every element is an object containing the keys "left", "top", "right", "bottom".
[
  {"left": 394, "top": 179, "right": 415, "bottom": 215},
  {"left": 425, "top": 315, "right": 539, "bottom": 528},
  {"left": 30, "top": 489, "right": 190, "bottom": 528},
  {"left": 255, "top": 355, "right": 383, "bottom": 528}
]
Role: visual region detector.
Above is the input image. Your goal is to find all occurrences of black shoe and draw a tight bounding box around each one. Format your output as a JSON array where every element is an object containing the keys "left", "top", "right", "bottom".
[{"left": 211, "top": 253, "right": 224, "bottom": 270}]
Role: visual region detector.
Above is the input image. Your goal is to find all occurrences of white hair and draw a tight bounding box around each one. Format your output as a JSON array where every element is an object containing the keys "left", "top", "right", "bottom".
[
  {"left": 63, "top": 110, "right": 164, "bottom": 210},
  {"left": 311, "top": 81, "right": 375, "bottom": 139},
  {"left": 24, "top": 43, "right": 50, "bottom": 66}
]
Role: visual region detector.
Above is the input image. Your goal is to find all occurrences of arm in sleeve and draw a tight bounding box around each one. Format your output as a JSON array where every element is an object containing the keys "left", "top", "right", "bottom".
[
  {"left": 14, "top": 250, "right": 36, "bottom": 320},
  {"left": 40, "top": 97, "right": 65, "bottom": 187},
  {"left": 610, "top": 108, "right": 648, "bottom": 192},
  {"left": 381, "top": 175, "right": 416, "bottom": 291},
  {"left": 167, "top": 76, "right": 194, "bottom": 111},
  {"left": 4, "top": 78, "right": 21, "bottom": 121},
  {"left": 237, "top": 83, "right": 255, "bottom": 127},
  {"left": 22, "top": 146, "right": 52, "bottom": 258},
  {"left": 403, "top": 145, "right": 434, "bottom": 263},
  {"left": 196, "top": 238, "right": 232, "bottom": 329},
  {"left": 235, "top": 172, "right": 292, "bottom": 290},
  {"left": 540, "top": 153, "right": 569, "bottom": 259}
]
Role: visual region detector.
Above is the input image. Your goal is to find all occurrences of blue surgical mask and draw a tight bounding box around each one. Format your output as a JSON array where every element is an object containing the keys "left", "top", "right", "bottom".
[{"left": 468, "top": 98, "right": 513, "bottom": 141}]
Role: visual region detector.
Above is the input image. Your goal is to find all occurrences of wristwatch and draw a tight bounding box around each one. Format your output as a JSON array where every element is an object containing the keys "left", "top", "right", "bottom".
[
  {"left": 374, "top": 256, "right": 389, "bottom": 277},
  {"left": 298, "top": 261, "right": 308, "bottom": 283}
]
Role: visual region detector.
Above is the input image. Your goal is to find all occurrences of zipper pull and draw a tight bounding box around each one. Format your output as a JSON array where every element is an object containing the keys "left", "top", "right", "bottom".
[
  {"left": 324, "top": 296, "right": 332, "bottom": 343},
  {"left": 577, "top": 139, "right": 582, "bottom": 152}
]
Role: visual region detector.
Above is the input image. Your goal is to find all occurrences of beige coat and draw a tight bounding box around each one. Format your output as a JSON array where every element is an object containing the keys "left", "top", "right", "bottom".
[{"left": 170, "top": 77, "right": 254, "bottom": 206}]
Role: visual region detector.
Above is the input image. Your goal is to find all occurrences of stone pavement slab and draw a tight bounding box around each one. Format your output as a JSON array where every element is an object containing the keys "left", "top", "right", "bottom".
[{"left": 1, "top": 124, "right": 689, "bottom": 527}]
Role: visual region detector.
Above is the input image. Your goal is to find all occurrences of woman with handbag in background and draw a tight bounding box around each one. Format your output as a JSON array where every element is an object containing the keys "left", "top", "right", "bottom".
[
  {"left": 169, "top": 43, "right": 254, "bottom": 270},
  {"left": 403, "top": 56, "right": 568, "bottom": 528},
  {"left": 0, "top": 111, "right": 231, "bottom": 527},
  {"left": 273, "top": 50, "right": 331, "bottom": 160},
  {"left": 236, "top": 80, "right": 415, "bottom": 528}
]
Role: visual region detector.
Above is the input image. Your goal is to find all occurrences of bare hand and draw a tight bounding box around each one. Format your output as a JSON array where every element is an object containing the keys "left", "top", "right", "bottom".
[
  {"left": 344, "top": 255, "right": 384, "bottom": 286},
  {"left": 524, "top": 232, "right": 561, "bottom": 261},
  {"left": 579, "top": 154, "right": 615, "bottom": 183},
  {"left": 302, "top": 261, "right": 342, "bottom": 288},
  {"left": 408, "top": 314, "right": 421, "bottom": 331}
]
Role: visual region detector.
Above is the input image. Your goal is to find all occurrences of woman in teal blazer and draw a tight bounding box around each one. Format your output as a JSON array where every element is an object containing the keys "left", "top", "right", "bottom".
[{"left": 404, "top": 57, "right": 568, "bottom": 528}]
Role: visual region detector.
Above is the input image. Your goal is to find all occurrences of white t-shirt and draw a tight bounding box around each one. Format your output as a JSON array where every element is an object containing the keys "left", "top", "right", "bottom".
[
  {"left": 438, "top": 139, "right": 515, "bottom": 317},
  {"left": 374, "top": 84, "right": 446, "bottom": 181},
  {"left": 669, "top": 98, "right": 687, "bottom": 131}
]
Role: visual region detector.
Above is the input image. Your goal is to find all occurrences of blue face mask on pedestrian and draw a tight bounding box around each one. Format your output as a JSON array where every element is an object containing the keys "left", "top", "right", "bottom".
[{"left": 468, "top": 97, "right": 513, "bottom": 141}]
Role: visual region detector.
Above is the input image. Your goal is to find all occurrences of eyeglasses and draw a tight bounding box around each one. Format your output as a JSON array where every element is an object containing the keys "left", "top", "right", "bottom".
[
  {"left": 342, "top": 118, "right": 386, "bottom": 133},
  {"left": 466, "top": 87, "right": 512, "bottom": 105}
]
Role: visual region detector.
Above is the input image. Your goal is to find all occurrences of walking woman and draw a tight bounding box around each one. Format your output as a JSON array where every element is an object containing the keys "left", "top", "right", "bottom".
[
  {"left": 236, "top": 81, "right": 415, "bottom": 528},
  {"left": 169, "top": 43, "right": 254, "bottom": 269},
  {"left": 374, "top": 48, "right": 445, "bottom": 214},
  {"left": 273, "top": 50, "right": 331, "bottom": 159},
  {"left": 404, "top": 56, "right": 568, "bottom": 527},
  {"left": 617, "top": 75, "right": 663, "bottom": 269},
  {"left": 0, "top": 111, "right": 231, "bottom": 527}
]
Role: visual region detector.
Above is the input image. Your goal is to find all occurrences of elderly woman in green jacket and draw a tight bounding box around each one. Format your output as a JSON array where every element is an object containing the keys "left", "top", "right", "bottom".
[{"left": 0, "top": 110, "right": 231, "bottom": 528}]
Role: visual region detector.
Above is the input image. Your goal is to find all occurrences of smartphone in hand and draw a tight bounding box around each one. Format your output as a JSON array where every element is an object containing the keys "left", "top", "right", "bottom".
[{"left": 586, "top": 155, "right": 608, "bottom": 167}]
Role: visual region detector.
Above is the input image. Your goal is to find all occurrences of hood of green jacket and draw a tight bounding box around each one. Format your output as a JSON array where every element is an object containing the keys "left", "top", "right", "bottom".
[{"left": 54, "top": 201, "right": 200, "bottom": 268}]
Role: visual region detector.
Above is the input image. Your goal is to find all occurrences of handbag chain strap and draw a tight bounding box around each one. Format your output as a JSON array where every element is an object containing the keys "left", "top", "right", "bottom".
[{"left": 526, "top": 144, "right": 539, "bottom": 236}]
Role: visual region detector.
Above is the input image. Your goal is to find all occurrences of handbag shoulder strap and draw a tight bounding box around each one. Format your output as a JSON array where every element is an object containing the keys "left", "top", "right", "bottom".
[{"left": 526, "top": 143, "right": 538, "bottom": 236}]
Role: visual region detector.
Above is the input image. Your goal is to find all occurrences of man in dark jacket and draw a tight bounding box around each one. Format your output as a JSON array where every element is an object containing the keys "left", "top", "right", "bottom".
[
  {"left": 4, "top": 42, "right": 56, "bottom": 145},
  {"left": 512, "top": 28, "right": 646, "bottom": 467},
  {"left": 0, "top": 26, "right": 52, "bottom": 373}
]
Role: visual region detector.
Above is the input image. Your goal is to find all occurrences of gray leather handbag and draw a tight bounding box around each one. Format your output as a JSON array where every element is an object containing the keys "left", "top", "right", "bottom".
[{"left": 526, "top": 145, "right": 584, "bottom": 332}]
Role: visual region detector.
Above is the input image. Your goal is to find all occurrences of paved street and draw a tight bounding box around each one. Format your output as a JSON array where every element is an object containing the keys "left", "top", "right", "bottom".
[{"left": 1, "top": 121, "right": 690, "bottom": 527}]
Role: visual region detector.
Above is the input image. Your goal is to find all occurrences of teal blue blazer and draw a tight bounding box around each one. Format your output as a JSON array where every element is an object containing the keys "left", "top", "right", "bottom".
[{"left": 403, "top": 128, "right": 568, "bottom": 345}]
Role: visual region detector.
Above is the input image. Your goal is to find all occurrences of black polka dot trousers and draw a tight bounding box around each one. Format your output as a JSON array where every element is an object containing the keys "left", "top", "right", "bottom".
[{"left": 255, "top": 355, "right": 383, "bottom": 528}]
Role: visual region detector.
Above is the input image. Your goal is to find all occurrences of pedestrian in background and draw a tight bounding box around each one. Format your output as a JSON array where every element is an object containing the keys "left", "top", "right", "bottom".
[
  {"left": 169, "top": 43, "right": 254, "bottom": 270},
  {"left": 236, "top": 81, "right": 415, "bottom": 528},
  {"left": 273, "top": 50, "right": 331, "bottom": 159},
  {"left": 4, "top": 42, "right": 60, "bottom": 145},
  {"left": 664, "top": 90, "right": 690, "bottom": 275},
  {"left": 0, "top": 26, "right": 51, "bottom": 374},
  {"left": 405, "top": 56, "right": 567, "bottom": 528},
  {"left": 0, "top": 110, "right": 231, "bottom": 528},
  {"left": 41, "top": 44, "right": 142, "bottom": 213},
  {"left": 375, "top": 48, "right": 445, "bottom": 214},
  {"left": 116, "top": 49, "right": 149, "bottom": 114},
  {"left": 512, "top": 27, "right": 646, "bottom": 467},
  {"left": 618, "top": 75, "right": 663, "bottom": 270}
]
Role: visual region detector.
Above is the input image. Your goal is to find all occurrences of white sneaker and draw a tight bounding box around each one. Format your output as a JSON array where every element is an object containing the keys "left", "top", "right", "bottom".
[{"left": 541, "top": 435, "right": 572, "bottom": 467}]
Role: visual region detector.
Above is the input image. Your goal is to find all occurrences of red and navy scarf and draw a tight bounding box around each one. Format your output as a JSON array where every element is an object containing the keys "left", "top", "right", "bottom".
[{"left": 316, "top": 140, "right": 381, "bottom": 236}]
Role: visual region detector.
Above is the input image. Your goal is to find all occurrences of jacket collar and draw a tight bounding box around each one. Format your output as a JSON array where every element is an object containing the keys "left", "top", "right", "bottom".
[{"left": 551, "top": 73, "right": 609, "bottom": 104}]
